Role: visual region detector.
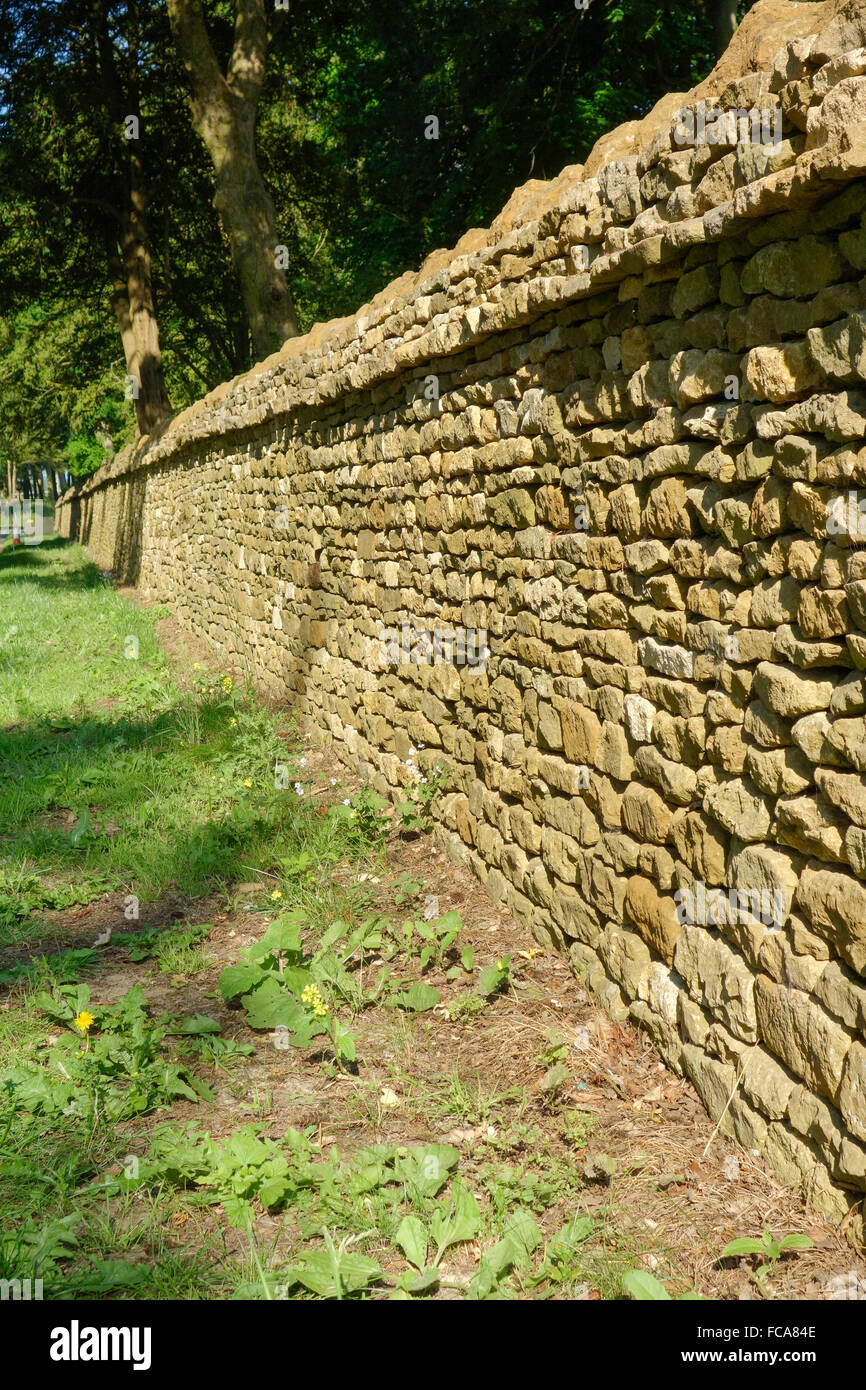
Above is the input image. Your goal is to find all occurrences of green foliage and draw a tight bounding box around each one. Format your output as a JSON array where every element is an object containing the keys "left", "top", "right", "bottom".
[
  {"left": 622, "top": 1269, "right": 707, "bottom": 1300},
  {"left": 2, "top": 984, "right": 213, "bottom": 1121},
  {"left": 0, "top": 0, "right": 723, "bottom": 478},
  {"left": 721, "top": 1228, "right": 815, "bottom": 1283}
]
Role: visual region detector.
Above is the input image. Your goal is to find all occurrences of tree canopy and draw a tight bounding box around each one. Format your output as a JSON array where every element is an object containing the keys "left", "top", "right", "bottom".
[{"left": 0, "top": 0, "right": 745, "bottom": 480}]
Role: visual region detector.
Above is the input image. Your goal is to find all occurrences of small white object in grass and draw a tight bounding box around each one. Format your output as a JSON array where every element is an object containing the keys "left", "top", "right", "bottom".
[
  {"left": 423, "top": 895, "right": 439, "bottom": 920},
  {"left": 722, "top": 1155, "right": 740, "bottom": 1182},
  {"left": 380, "top": 1086, "right": 400, "bottom": 1108},
  {"left": 644, "top": 1218, "right": 657, "bottom": 1230},
  {"left": 573, "top": 1025, "right": 591, "bottom": 1051},
  {"left": 93, "top": 928, "right": 112, "bottom": 947},
  {"left": 293, "top": 782, "right": 304, "bottom": 796},
  {"left": 486, "top": 1125, "right": 496, "bottom": 1138},
  {"left": 299, "top": 756, "right": 306, "bottom": 767},
  {"left": 330, "top": 777, "right": 337, "bottom": 786}
]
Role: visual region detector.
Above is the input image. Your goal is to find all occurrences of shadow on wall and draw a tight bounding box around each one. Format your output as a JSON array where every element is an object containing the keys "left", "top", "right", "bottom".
[{"left": 63, "top": 471, "right": 148, "bottom": 588}]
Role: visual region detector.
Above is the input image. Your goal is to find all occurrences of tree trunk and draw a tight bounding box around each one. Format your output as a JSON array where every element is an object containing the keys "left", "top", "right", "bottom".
[
  {"left": 91, "top": 0, "right": 172, "bottom": 437},
  {"left": 709, "top": 0, "right": 738, "bottom": 60},
  {"left": 167, "top": 0, "right": 299, "bottom": 361},
  {"left": 108, "top": 163, "right": 172, "bottom": 435}
]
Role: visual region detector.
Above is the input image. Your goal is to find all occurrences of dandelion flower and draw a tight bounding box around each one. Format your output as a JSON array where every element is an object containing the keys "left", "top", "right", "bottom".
[{"left": 74, "top": 1010, "right": 94, "bottom": 1033}]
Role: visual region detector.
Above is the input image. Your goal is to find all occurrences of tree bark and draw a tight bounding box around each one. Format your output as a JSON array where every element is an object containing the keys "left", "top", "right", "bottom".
[
  {"left": 108, "top": 159, "right": 172, "bottom": 436},
  {"left": 708, "top": 0, "right": 738, "bottom": 60},
  {"left": 92, "top": 0, "right": 172, "bottom": 436},
  {"left": 167, "top": 0, "right": 299, "bottom": 361}
]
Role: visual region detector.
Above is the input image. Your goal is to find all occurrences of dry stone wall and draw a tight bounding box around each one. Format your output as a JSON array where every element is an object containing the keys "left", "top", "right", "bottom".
[{"left": 59, "top": 0, "right": 866, "bottom": 1234}]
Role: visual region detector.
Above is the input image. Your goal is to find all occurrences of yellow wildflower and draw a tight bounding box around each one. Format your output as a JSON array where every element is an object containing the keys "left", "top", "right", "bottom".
[
  {"left": 301, "top": 984, "right": 328, "bottom": 1018},
  {"left": 243, "top": 777, "right": 253, "bottom": 788},
  {"left": 270, "top": 889, "right": 283, "bottom": 901},
  {"left": 222, "top": 675, "right": 233, "bottom": 692},
  {"left": 74, "top": 1010, "right": 94, "bottom": 1033}
]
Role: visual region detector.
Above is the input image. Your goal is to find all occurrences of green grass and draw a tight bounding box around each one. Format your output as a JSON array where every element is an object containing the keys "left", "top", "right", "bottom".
[
  {"left": 0, "top": 538, "right": 767, "bottom": 1302},
  {"left": 0, "top": 538, "right": 392, "bottom": 1298},
  {"left": 0, "top": 538, "right": 366, "bottom": 914}
]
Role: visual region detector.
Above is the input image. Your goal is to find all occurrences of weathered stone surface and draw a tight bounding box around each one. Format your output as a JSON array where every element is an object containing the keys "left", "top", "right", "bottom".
[
  {"left": 674, "top": 924, "right": 757, "bottom": 1041},
  {"left": 624, "top": 875, "right": 681, "bottom": 963},
  {"left": 754, "top": 663, "right": 839, "bottom": 719},
  {"left": 754, "top": 975, "right": 852, "bottom": 1103},
  {"left": 57, "top": 2, "right": 866, "bottom": 1222},
  {"left": 795, "top": 863, "right": 866, "bottom": 974},
  {"left": 621, "top": 782, "right": 672, "bottom": 843},
  {"left": 704, "top": 776, "right": 772, "bottom": 841}
]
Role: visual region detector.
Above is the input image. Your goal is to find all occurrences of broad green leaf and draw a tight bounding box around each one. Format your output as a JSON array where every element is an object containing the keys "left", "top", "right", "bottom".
[
  {"left": 256, "top": 915, "right": 304, "bottom": 955},
  {"left": 166, "top": 1014, "right": 221, "bottom": 1035},
  {"left": 394, "top": 1214, "right": 428, "bottom": 1270},
  {"left": 721, "top": 1237, "right": 766, "bottom": 1258},
  {"left": 395, "top": 1266, "right": 439, "bottom": 1295},
  {"left": 319, "top": 919, "right": 351, "bottom": 952},
  {"left": 429, "top": 1178, "right": 481, "bottom": 1262},
  {"left": 218, "top": 965, "right": 263, "bottom": 1001},
  {"left": 392, "top": 981, "right": 440, "bottom": 1013},
  {"left": 478, "top": 961, "right": 508, "bottom": 997},
  {"left": 392, "top": 1144, "right": 459, "bottom": 1199},
  {"left": 285, "top": 1250, "right": 382, "bottom": 1298},
  {"left": 471, "top": 1208, "right": 541, "bottom": 1300},
  {"left": 622, "top": 1269, "right": 672, "bottom": 1300}
]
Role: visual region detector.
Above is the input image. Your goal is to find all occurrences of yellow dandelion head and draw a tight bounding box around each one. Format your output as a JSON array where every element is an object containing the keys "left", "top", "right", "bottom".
[{"left": 74, "top": 1010, "right": 95, "bottom": 1033}]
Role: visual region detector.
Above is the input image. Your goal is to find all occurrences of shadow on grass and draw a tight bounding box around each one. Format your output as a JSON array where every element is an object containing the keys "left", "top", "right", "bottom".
[
  {"left": 0, "top": 534, "right": 108, "bottom": 593},
  {"left": 0, "top": 699, "right": 303, "bottom": 965}
]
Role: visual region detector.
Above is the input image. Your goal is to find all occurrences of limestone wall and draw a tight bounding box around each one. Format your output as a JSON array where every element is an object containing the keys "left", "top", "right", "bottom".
[{"left": 59, "top": 0, "right": 866, "bottom": 1231}]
